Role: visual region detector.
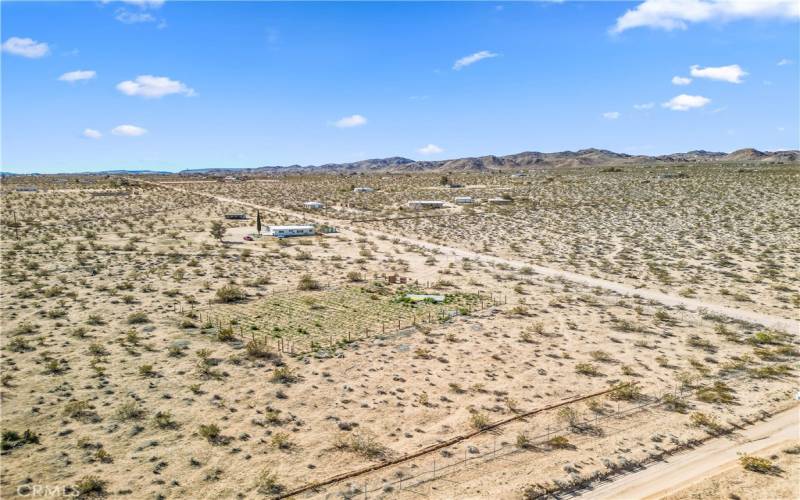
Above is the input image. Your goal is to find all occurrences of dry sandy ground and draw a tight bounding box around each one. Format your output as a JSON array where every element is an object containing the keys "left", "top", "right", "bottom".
[{"left": 0, "top": 173, "right": 797, "bottom": 500}]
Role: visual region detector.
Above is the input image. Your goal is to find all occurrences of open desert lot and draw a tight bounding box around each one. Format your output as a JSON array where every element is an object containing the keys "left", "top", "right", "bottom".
[{"left": 1, "top": 168, "right": 797, "bottom": 499}]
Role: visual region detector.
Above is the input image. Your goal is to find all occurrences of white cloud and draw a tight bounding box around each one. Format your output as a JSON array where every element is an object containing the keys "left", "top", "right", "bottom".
[
  {"left": 102, "top": 0, "right": 164, "bottom": 7},
  {"left": 672, "top": 75, "right": 692, "bottom": 85},
  {"left": 115, "top": 9, "right": 156, "bottom": 24},
  {"left": 777, "top": 58, "right": 793, "bottom": 66},
  {"left": 602, "top": 111, "right": 621, "bottom": 120},
  {"left": 453, "top": 50, "right": 499, "bottom": 70},
  {"left": 662, "top": 94, "right": 711, "bottom": 111},
  {"left": 82, "top": 129, "right": 102, "bottom": 139},
  {"left": 418, "top": 144, "right": 444, "bottom": 155},
  {"left": 634, "top": 102, "right": 655, "bottom": 110},
  {"left": 112, "top": 124, "right": 148, "bottom": 137},
  {"left": 117, "top": 75, "right": 196, "bottom": 98},
  {"left": 58, "top": 70, "right": 97, "bottom": 83},
  {"left": 1, "top": 37, "right": 50, "bottom": 58},
  {"left": 119, "top": 0, "right": 165, "bottom": 7},
  {"left": 333, "top": 114, "right": 367, "bottom": 128},
  {"left": 611, "top": 0, "right": 799, "bottom": 33},
  {"left": 690, "top": 64, "right": 747, "bottom": 83}
]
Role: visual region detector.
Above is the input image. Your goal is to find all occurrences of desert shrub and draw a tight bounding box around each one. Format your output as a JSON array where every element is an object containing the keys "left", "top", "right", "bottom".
[
  {"left": 271, "top": 432, "right": 292, "bottom": 450},
  {"left": 217, "top": 326, "right": 236, "bottom": 342},
  {"left": 589, "top": 350, "right": 613, "bottom": 362},
  {"left": 575, "top": 362, "right": 600, "bottom": 376},
  {"left": 690, "top": 412, "right": 723, "bottom": 433},
  {"left": 270, "top": 366, "right": 297, "bottom": 384},
  {"left": 334, "top": 431, "right": 388, "bottom": 459},
  {"left": 215, "top": 284, "right": 246, "bottom": 303},
  {"left": 153, "top": 411, "right": 178, "bottom": 429},
  {"left": 138, "top": 364, "right": 156, "bottom": 377},
  {"left": 297, "top": 274, "right": 320, "bottom": 291},
  {"left": 74, "top": 476, "right": 106, "bottom": 497},
  {"left": 255, "top": 469, "right": 284, "bottom": 495},
  {"left": 739, "top": 454, "right": 779, "bottom": 474},
  {"left": 199, "top": 424, "right": 221, "bottom": 442},
  {"left": 127, "top": 312, "right": 149, "bottom": 324},
  {"left": 516, "top": 432, "right": 532, "bottom": 449},
  {"left": 608, "top": 383, "right": 642, "bottom": 401},
  {"left": 660, "top": 393, "right": 689, "bottom": 413},
  {"left": 695, "top": 381, "right": 735, "bottom": 404},
  {"left": 1, "top": 429, "right": 40, "bottom": 451},
  {"left": 469, "top": 411, "right": 490, "bottom": 430},
  {"left": 116, "top": 402, "right": 145, "bottom": 421},
  {"left": 547, "top": 435, "right": 571, "bottom": 449}
]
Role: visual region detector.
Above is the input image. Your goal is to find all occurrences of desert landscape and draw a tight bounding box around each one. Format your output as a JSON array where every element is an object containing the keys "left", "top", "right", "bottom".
[
  {"left": 2, "top": 1, "right": 798, "bottom": 498},
  {"left": 1, "top": 159, "right": 797, "bottom": 499}
]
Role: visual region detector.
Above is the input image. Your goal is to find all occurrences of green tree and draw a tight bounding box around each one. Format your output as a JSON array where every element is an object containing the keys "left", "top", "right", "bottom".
[
  {"left": 210, "top": 221, "right": 225, "bottom": 241},
  {"left": 256, "top": 210, "right": 262, "bottom": 234}
]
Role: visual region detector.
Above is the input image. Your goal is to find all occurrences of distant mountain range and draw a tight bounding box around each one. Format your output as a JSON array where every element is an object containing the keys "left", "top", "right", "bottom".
[
  {"left": 2, "top": 148, "right": 796, "bottom": 177},
  {"left": 178, "top": 148, "right": 798, "bottom": 175}
]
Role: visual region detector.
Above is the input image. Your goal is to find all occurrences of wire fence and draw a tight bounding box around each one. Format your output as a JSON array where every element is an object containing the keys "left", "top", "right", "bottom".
[
  {"left": 169, "top": 282, "right": 508, "bottom": 358},
  {"left": 288, "top": 371, "right": 761, "bottom": 499}
]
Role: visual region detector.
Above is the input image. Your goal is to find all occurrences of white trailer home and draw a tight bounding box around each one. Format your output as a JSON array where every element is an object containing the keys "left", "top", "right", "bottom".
[
  {"left": 454, "top": 196, "right": 473, "bottom": 204},
  {"left": 263, "top": 225, "right": 315, "bottom": 238},
  {"left": 303, "top": 201, "right": 325, "bottom": 209},
  {"left": 488, "top": 197, "right": 512, "bottom": 205},
  {"left": 353, "top": 187, "right": 374, "bottom": 193},
  {"left": 407, "top": 200, "right": 445, "bottom": 210}
]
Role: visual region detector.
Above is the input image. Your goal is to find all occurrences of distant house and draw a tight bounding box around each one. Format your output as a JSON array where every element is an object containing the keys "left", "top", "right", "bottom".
[
  {"left": 263, "top": 225, "right": 315, "bottom": 238},
  {"left": 223, "top": 176, "right": 239, "bottom": 182},
  {"left": 448, "top": 183, "right": 464, "bottom": 188},
  {"left": 454, "top": 196, "right": 474, "bottom": 204},
  {"left": 225, "top": 213, "right": 248, "bottom": 220},
  {"left": 353, "top": 187, "right": 374, "bottom": 193},
  {"left": 407, "top": 200, "right": 445, "bottom": 210},
  {"left": 303, "top": 201, "right": 325, "bottom": 209},
  {"left": 14, "top": 187, "right": 38, "bottom": 192},
  {"left": 488, "top": 197, "right": 512, "bottom": 205}
]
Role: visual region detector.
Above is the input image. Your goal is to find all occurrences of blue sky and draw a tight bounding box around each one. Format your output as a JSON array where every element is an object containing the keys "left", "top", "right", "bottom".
[{"left": 2, "top": 0, "right": 798, "bottom": 173}]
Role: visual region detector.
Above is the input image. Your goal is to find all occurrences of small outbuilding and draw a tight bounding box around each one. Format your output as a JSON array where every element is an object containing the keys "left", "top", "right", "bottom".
[
  {"left": 488, "top": 197, "right": 512, "bottom": 205},
  {"left": 407, "top": 200, "right": 445, "bottom": 210},
  {"left": 303, "top": 201, "right": 325, "bottom": 209},
  {"left": 225, "top": 213, "right": 248, "bottom": 220},
  {"left": 353, "top": 187, "right": 374, "bottom": 193},
  {"left": 403, "top": 293, "right": 445, "bottom": 303},
  {"left": 263, "top": 225, "right": 315, "bottom": 238},
  {"left": 454, "top": 196, "right": 473, "bottom": 204}
]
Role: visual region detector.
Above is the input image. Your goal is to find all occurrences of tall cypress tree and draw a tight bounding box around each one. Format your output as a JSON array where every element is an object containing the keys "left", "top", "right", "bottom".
[{"left": 256, "top": 210, "right": 262, "bottom": 234}]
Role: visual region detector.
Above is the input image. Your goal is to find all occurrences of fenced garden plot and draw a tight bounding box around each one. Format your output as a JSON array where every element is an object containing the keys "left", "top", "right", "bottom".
[{"left": 197, "top": 285, "right": 488, "bottom": 354}]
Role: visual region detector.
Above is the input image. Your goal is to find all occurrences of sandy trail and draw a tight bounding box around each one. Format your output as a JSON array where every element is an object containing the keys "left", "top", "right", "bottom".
[
  {"left": 143, "top": 180, "right": 799, "bottom": 334},
  {"left": 583, "top": 405, "right": 800, "bottom": 499}
]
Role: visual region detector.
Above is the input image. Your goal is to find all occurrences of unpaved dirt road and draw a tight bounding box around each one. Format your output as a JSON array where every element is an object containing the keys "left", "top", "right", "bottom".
[
  {"left": 584, "top": 405, "right": 800, "bottom": 499},
  {"left": 144, "top": 180, "right": 800, "bottom": 334}
]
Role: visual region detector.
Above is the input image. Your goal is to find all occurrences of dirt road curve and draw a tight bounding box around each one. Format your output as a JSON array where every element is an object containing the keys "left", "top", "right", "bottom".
[
  {"left": 584, "top": 406, "right": 800, "bottom": 499},
  {"left": 143, "top": 180, "right": 799, "bottom": 334}
]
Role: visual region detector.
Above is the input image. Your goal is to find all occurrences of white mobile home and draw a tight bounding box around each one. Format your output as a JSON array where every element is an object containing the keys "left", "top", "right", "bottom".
[
  {"left": 488, "top": 197, "right": 512, "bottom": 205},
  {"left": 263, "top": 225, "right": 315, "bottom": 238},
  {"left": 303, "top": 201, "right": 325, "bottom": 209},
  {"left": 353, "top": 187, "right": 374, "bottom": 193},
  {"left": 454, "top": 196, "right": 473, "bottom": 204},
  {"left": 407, "top": 200, "right": 445, "bottom": 210}
]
